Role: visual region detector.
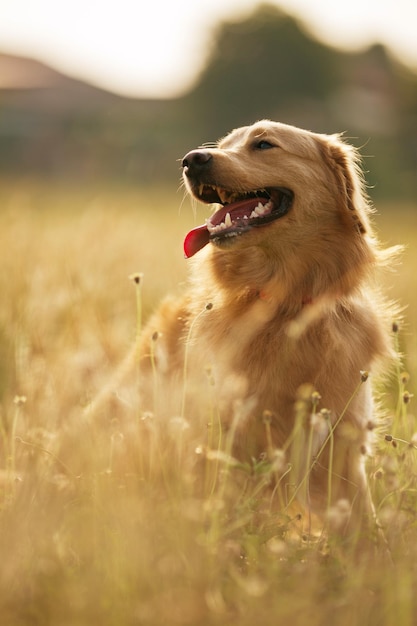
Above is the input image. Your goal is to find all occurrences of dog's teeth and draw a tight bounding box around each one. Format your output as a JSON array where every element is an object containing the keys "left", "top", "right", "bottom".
[
  {"left": 248, "top": 202, "right": 272, "bottom": 219},
  {"left": 206, "top": 218, "right": 225, "bottom": 234},
  {"left": 217, "top": 189, "right": 229, "bottom": 203},
  {"left": 207, "top": 200, "right": 272, "bottom": 235}
]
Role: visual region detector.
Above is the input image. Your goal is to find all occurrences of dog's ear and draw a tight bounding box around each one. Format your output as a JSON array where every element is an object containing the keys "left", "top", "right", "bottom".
[{"left": 322, "top": 136, "right": 369, "bottom": 235}]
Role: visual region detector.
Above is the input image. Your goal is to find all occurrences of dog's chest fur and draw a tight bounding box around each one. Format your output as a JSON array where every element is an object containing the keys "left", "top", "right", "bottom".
[
  {"left": 186, "top": 290, "right": 297, "bottom": 417},
  {"left": 192, "top": 289, "right": 279, "bottom": 369}
]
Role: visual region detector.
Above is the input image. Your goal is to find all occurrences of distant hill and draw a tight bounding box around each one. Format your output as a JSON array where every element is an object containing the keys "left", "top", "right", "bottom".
[
  {"left": 0, "top": 5, "right": 416, "bottom": 199},
  {"left": 0, "top": 52, "right": 176, "bottom": 180},
  {"left": 0, "top": 53, "right": 68, "bottom": 89},
  {"left": 0, "top": 53, "right": 128, "bottom": 111}
]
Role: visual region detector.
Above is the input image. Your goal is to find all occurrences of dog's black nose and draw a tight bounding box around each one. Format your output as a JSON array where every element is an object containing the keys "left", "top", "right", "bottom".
[{"left": 182, "top": 150, "right": 213, "bottom": 173}]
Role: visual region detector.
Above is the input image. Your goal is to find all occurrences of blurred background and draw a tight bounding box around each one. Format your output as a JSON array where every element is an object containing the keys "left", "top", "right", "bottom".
[
  {"left": 1, "top": 5, "right": 417, "bottom": 621},
  {"left": 0, "top": 0, "right": 416, "bottom": 200}
]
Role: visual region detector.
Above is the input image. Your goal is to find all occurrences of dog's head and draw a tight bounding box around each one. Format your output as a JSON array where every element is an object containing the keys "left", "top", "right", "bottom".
[{"left": 182, "top": 120, "right": 377, "bottom": 302}]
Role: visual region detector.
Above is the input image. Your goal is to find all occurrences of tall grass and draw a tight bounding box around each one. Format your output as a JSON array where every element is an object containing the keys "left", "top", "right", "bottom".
[{"left": 0, "top": 179, "right": 417, "bottom": 625}]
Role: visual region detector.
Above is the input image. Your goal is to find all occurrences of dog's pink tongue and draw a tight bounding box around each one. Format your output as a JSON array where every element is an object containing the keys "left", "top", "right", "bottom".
[
  {"left": 184, "top": 225, "right": 210, "bottom": 258},
  {"left": 184, "top": 197, "right": 268, "bottom": 258}
]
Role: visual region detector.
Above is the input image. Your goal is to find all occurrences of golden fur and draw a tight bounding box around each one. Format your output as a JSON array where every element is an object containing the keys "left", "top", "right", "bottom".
[{"left": 138, "top": 120, "right": 397, "bottom": 533}]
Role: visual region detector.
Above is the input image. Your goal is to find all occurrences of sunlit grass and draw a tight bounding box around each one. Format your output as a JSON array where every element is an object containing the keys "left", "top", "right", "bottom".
[{"left": 0, "top": 179, "right": 417, "bottom": 625}]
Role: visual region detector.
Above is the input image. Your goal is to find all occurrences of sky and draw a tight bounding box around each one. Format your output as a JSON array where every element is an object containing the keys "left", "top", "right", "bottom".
[{"left": 0, "top": 0, "right": 416, "bottom": 98}]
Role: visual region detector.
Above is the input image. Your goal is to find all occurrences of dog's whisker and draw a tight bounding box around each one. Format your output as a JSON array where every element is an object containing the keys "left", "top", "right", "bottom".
[{"left": 176, "top": 181, "right": 189, "bottom": 215}]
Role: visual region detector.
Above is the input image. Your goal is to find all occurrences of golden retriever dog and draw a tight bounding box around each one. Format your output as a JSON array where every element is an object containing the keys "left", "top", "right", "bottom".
[{"left": 137, "top": 120, "right": 397, "bottom": 536}]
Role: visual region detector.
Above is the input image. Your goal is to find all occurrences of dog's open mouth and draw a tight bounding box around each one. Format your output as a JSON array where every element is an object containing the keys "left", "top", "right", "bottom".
[{"left": 184, "top": 186, "right": 293, "bottom": 258}]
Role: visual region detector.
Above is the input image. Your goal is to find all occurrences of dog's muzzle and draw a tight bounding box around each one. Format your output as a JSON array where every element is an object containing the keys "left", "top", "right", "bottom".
[{"left": 181, "top": 149, "right": 293, "bottom": 258}]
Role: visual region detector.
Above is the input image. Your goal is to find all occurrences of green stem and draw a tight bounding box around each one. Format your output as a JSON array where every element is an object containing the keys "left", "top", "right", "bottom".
[{"left": 285, "top": 374, "right": 368, "bottom": 510}]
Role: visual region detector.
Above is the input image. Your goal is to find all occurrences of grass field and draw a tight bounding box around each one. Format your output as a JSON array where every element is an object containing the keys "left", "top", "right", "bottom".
[{"left": 1, "top": 178, "right": 417, "bottom": 625}]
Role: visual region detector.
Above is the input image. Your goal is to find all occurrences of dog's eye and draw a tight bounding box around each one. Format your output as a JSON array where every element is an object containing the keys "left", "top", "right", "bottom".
[{"left": 254, "top": 140, "right": 275, "bottom": 150}]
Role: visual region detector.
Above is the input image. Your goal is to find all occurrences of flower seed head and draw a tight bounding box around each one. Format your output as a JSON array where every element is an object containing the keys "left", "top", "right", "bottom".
[
  {"left": 129, "top": 272, "right": 144, "bottom": 284},
  {"left": 401, "top": 372, "right": 410, "bottom": 384},
  {"left": 403, "top": 391, "right": 413, "bottom": 404},
  {"left": 262, "top": 409, "right": 273, "bottom": 424},
  {"left": 13, "top": 395, "right": 27, "bottom": 406},
  {"left": 311, "top": 391, "right": 321, "bottom": 406},
  {"left": 374, "top": 468, "right": 384, "bottom": 480}
]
